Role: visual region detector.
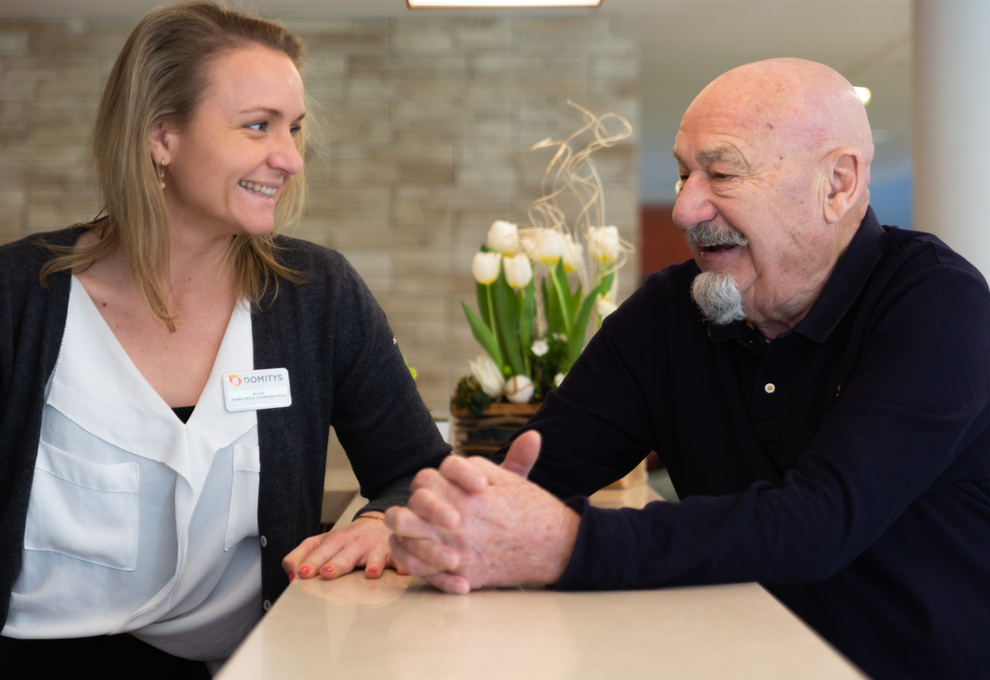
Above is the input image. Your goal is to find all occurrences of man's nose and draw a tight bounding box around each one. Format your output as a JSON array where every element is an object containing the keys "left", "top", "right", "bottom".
[{"left": 672, "top": 174, "right": 717, "bottom": 230}]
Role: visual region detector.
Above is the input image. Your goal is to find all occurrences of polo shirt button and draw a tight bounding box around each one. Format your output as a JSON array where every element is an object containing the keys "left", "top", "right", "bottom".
[
  {"left": 263, "top": 600, "right": 272, "bottom": 611},
  {"left": 764, "top": 383, "right": 776, "bottom": 394},
  {"left": 259, "top": 535, "right": 267, "bottom": 548}
]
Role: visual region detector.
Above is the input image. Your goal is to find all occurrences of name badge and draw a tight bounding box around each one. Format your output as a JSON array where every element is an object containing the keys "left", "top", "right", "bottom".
[{"left": 222, "top": 368, "right": 292, "bottom": 412}]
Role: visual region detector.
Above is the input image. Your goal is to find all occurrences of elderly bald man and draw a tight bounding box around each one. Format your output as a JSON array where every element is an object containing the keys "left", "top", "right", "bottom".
[{"left": 388, "top": 58, "right": 990, "bottom": 677}]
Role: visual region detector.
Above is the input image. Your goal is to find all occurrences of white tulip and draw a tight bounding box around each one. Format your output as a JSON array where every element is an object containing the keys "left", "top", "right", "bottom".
[
  {"left": 470, "top": 354, "right": 506, "bottom": 398},
  {"left": 534, "top": 229, "right": 564, "bottom": 264},
  {"left": 503, "top": 253, "right": 533, "bottom": 290},
  {"left": 487, "top": 220, "right": 519, "bottom": 256},
  {"left": 587, "top": 225, "right": 621, "bottom": 264},
  {"left": 562, "top": 234, "right": 583, "bottom": 273},
  {"left": 504, "top": 375, "right": 535, "bottom": 404},
  {"left": 531, "top": 339, "right": 549, "bottom": 357},
  {"left": 553, "top": 372, "right": 566, "bottom": 388},
  {"left": 519, "top": 235, "right": 539, "bottom": 260},
  {"left": 596, "top": 296, "right": 618, "bottom": 319},
  {"left": 471, "top": 250, "right": 502, "bottom": 285}
]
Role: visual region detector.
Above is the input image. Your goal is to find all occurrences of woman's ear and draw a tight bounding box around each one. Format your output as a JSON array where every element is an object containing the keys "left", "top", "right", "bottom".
[
  {"left": 148, "top": 119, "right": 173, "bottom": 166},
  {"left": 822, "top": 148, "right": 867, "bottom": 223}
]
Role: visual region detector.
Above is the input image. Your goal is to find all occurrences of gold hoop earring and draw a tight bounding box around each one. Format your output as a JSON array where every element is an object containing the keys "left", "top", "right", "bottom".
[{"left": 158, "top": 160, "right": 167, "bottom": 189}]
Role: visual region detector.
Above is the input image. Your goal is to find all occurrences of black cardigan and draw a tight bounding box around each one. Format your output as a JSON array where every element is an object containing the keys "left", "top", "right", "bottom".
[{"left": 0, "top": 228, "right": 450, "bottom": 626}]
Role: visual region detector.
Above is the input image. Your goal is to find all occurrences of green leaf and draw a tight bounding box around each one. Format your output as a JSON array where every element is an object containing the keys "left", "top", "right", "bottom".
[
  {"left": 597, "top": 271, "right": 615, "bottom": 298},
  {"left": 492, "top": 271, "right": 525, "bottom": 375},
  {"left": 541, "top": 278, "right": 563, "bottom": 336},
  {"left": 461, "top": 301, "right": 504, "bottom": 368},
  {"left": 546, "top": 263, "right": 574, "bottom": 336},
  {"left": 519, "top": 281, "right": 536, "bottom": 374},
  {"left": 476, "top": 281, "right": 491, "bottom": 327},
  {"left": 558, "top": 260, "right": 581, "bottom": 319},
  {"left": 564, "top": 290, "right": 599, "bottom": 370}
]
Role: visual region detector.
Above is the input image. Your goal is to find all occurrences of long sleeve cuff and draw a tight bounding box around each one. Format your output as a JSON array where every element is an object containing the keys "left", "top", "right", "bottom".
[{"left": 554, "top": 496, "right": 646, "bottom": 591}]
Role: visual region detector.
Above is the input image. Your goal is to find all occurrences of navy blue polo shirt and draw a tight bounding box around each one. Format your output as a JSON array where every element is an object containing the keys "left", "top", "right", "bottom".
[{"left": 520, "top": 208, "right": 990, "bottom": 678}]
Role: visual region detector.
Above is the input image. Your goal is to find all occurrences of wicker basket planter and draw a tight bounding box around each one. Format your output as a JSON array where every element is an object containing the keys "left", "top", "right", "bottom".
[
  {"left": 450, "top": 400, "right": 648, "bottom": 489},
  {"left": 450, "top": 402, "right": 541, "bottom": 457}
]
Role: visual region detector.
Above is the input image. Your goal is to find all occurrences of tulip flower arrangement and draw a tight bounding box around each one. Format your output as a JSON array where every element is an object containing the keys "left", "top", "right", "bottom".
[{"left": 455, "top": 102, "right": 633, "bottom": 416}]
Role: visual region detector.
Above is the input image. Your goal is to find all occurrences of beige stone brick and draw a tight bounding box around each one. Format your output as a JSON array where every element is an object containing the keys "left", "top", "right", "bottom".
[
  {"left": 0, "top": 28, "right": 29, "bottom": 55},
  {"left": 1, "top": 13, "right": 638, "bottom": 412}
]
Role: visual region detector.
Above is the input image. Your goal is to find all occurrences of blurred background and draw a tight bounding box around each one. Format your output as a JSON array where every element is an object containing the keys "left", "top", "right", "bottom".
[{"left": 0, "top": 0, "right": 912, "bottom": 414}]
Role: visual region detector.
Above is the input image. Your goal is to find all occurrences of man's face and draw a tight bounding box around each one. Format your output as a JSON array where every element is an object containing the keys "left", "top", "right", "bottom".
[{"left": 671, "top": 98, "right": 836, "bottom": 334}]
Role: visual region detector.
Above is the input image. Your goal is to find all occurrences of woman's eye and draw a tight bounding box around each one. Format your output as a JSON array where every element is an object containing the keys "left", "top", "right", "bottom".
[
  {"left": 290, "top": 123, "right": 302, "bottom": 136},
  {"left": 247, "top": 121, "right": 268, "bottom": 132}
]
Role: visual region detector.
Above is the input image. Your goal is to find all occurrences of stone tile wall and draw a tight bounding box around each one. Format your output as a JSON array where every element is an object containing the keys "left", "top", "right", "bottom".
[{"left": 0, "top": 14, "right": 638, "bottom": 418}]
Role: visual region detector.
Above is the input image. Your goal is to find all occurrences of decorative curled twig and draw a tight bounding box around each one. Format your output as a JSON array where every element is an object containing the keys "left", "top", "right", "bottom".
[{"left": 526, "top": 100, "right": 635, "bottom": 291}]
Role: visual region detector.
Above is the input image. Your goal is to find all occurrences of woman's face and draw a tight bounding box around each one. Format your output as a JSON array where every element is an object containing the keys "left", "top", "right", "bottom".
[{"left": 155, "top": 44, "right": 305, "bottom": 242}]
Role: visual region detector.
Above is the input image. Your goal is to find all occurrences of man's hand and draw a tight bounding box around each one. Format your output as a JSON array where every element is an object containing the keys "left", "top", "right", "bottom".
[
  {"left": 282, "top": 513, "right": 398, "bottom": 581},
  {"left": 385, "top": 430, "right": 580, "bottom": 594}
]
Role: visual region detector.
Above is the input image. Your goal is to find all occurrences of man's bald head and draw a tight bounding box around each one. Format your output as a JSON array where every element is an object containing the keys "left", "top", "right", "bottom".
[{"left": 686, "top": 58, "right": 874, "bottom": 169}]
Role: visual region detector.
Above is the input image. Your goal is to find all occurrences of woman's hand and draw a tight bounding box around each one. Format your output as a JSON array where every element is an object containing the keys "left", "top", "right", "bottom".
[{"left": 282, "top": 513, "right": 400, "bottom": 581}]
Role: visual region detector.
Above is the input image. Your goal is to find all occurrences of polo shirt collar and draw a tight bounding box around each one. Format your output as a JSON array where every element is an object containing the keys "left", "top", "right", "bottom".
[{"left": 792, "top": 207, "right": 885, "bottom": 343}]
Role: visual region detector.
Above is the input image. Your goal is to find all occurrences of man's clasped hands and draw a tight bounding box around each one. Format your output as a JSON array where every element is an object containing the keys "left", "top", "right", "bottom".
[{"left": 385, "top": 431, "right": 581, "bottom": 594}]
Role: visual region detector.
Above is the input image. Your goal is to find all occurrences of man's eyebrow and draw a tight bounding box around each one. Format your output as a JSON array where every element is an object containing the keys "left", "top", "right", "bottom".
[
  {"left": 698, "top": 145, "right": 746, "bottom": 167},
  {"left": 673, "top": 144, "right": 748, "bottom": 170}
]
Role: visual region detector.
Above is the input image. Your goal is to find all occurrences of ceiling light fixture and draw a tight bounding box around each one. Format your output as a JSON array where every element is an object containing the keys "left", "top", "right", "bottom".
[{"left": 407, "top": 0, "right": 602, "bottom": 8}]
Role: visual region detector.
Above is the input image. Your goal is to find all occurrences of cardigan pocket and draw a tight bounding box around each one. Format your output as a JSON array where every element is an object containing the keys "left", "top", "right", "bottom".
[
  {"left": 24, "top": 442, "right": 140, "bottom": 571},
  {"left": 224, "top": 443, "right": 261, "bottom": 551}
]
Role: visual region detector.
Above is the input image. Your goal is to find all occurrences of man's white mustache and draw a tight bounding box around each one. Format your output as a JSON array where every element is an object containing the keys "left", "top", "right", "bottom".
[{"left": 685, "top": 223, "right": 749, "bottom": 248}]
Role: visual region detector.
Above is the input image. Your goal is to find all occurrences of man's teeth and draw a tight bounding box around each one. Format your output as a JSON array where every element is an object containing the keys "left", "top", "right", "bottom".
[{"left": 239, "top": 180, "right": 277, "bottom": 197}]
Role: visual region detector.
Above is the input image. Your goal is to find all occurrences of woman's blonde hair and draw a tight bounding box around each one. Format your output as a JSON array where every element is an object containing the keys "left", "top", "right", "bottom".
[{"left": 43, "top": 1, "right": 307, "bottom": 329}]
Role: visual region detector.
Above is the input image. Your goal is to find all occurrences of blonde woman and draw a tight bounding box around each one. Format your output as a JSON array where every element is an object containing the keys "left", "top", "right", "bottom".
[{"left": 0, "top": 2, "right": 448, "bottom": 675}]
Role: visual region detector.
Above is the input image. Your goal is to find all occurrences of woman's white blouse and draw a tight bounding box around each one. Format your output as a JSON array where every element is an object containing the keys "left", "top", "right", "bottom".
[{"left": 6, "top": 277, "right": 264, "bottom": 663}]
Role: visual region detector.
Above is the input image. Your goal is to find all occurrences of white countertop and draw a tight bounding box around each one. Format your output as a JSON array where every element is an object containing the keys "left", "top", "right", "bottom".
[
  {"left": 219, "top": 570, "right": 864, "bottom": 680},
  {"left": 218, "top": 484, "right": 864, "bottom": 679}
]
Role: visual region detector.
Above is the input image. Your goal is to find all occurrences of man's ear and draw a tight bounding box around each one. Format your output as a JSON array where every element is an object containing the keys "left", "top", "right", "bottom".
[{"left": 822, "top": 148, "right": 867, "bottom": 224}]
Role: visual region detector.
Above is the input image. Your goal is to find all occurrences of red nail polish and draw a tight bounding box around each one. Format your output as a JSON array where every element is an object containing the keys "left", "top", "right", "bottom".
[
  {"left": 300, "top": 566, "right": 311, "bottom": 577},
  {"left": 289, "top": 572, "right": 295, "bottom": 582},
  {"left": 366, "top": 567, "right": 379, "bottom": 577},
  {"left": 322, "top": 565, "right": 335, "bottom": 578}
]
